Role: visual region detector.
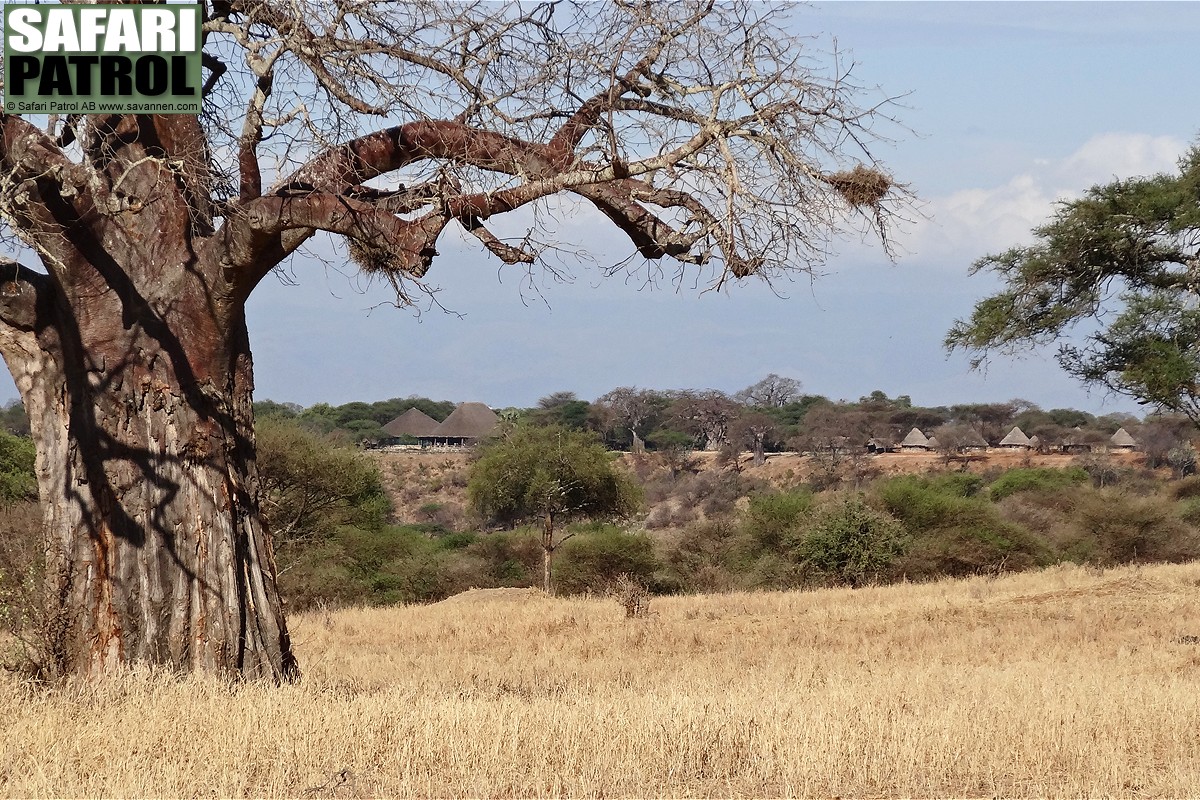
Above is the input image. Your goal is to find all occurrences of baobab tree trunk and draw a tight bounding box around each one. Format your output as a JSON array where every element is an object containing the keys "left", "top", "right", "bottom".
[
  {"left": 0, "top": 110, "right": 296, "bottom": 679},
  {"left": 1, "top": 266, "right": 295, "bottom": 680}
]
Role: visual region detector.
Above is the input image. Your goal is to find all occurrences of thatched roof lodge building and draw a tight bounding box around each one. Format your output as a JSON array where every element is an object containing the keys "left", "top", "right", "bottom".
[
  {"left": 1109, "top": 427, "right": 1139, "bottom": 452},
  {"left": 998, "top": 426, "right": 1032, "bottom": 449},
  {"left": 900, "top": 428, "right": 932, "bottom": 451},
  {"left": 382, "top": 407, "right": 441, "bottom": 440},
  {"left": 424, "top": 402, "right": 499, "bottom": 446}
]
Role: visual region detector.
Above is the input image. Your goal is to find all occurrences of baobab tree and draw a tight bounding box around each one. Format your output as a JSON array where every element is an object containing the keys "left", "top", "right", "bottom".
[
  {"left": 734, "top": 374, "right": 802, "bottom": 409},
  {"left": 596, "top": 387, "right": 661, "bottom": 453},
  {"left": 0, "top": 0, "right": 906, "bottom": 679}
]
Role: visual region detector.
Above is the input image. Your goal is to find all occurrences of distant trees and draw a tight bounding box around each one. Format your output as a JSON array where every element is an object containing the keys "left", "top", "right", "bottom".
[
  {"left": 529, "top": 392, "right": 595, "bottom": 431},
  {"left": 468, "top": 426, "right": 642, "bottom": 593},
  {"left": 672, "top": 391, "right": 741, "bottom": 451},
  {"left": 253, "top": 396, "right": 456, "bottom": 443},
  {"left": 596, "top": 387, "right": 664, "bottom": 453},
  {"left": 735, "top": 374, "right": 802, "bottom": 409},
  {"left": 729, "top": 412, "right": 780, "bottom": 467}
]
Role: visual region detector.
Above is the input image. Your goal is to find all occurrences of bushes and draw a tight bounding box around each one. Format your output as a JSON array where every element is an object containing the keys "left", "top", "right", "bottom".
[
  {"left": 280, "top": 525, "right": 548, "bottom": 610},
  {"left": 555, "top": 526, "right": 661, "bottom": 595},
  {"left": 278, "top": 453, "right": 1200, "bottom": 608},
  {"left": 876, "top": 475, "right": 1050, "bottom": 579},
  {"left": 988, "top": 467, "right": 1089, "bottom": 501},
  {"left": 742, "top": 489, "right": 813, "bottom": 550},
  {"left": 1071, "top": 490, "right": 1200, "bottom": 565},
  {"left": 792, "top": 497, "right": 906, "bottom": 587}
]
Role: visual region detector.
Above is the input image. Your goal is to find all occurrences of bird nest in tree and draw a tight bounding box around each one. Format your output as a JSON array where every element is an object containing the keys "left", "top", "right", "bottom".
[
  {"left": 824, "top": 164, "right": 893, "bottom": 209},
  {"left": 348, "top": 238, "right": 400, "bottom": 275}
]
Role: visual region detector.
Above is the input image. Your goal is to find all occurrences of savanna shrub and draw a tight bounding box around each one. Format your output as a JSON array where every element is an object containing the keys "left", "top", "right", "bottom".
[
  {"left": 463, "top": 529, "right": 542, "bottom": 587},
  {"left": 927, "top": 472, "right": 985, "bottom": 498},
  {"left": 988, "top": 467, "right": 1089, "bottom": 501},
  {"left": 877, "top": 475, "right": 1049, "bottom": 579},
  {"left": 1171, "top": 475, "right": 1200, "bottom": 501},
  {"left": 742, "top": 489, "right": 814, "bottom": 550},
  {"left": 1180, "top": 497, "right": 1200, "bottom": 527},
  {"left": 555, "top": 526, "right": 661, "bottom": 595},
  {"left": 876, "top": 476, "right": 974, "bottom": 533},
  {"left": 1072, "top": 489, "right": 1200, "bottom": 565},
  {"left": 792, "top": 496, "right": 906, "bottom": 587},
  {"left": 660, "top": 520, "right": 740, "bottom": 593}
]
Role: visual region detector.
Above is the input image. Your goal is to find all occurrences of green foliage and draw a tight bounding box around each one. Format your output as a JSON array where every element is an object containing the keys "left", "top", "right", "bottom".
[
  {"left": 0, "top": 432, "right": 36, "bottom": 507},
  {"left": 1178, "top": 497, "right": 1200, "bottom": 527},
  {"left": 462, "top": 530, "right": 543, "bottom": 586},
  {"left": 927, "top": 472, "right": 985, "bottom": 498},
  {"left": 554, "top": 525, "right": 661, "bottom": 595},
  {"left": 876, "top": 475, "right": 1049, "bottom": 578},
  {"left": 256, "top": 418, "right": 391, "bottom": 557},
  {"left": 742, "top": 489, "right": 814, "bottom": 549},
  {"left": 876, "top": 476, "right": 970, "bottom": 532},
  {"left": 468, "top": 425, "right": 642, "bottom": 528},
  {"left": 792, "top": 496, "right": 906, "bottom": 587},
  {"left": 1071, "top": 489, "right": 1200, "bottom": 565},
  {"left": 0, "top": 400, "right": 29, "bottom": 437},
  {"left": 280, "top": 524, "right": 548, "bottom": 609},
  {"left": 436, "top": 531, "right": 478, "bottom": 550},
  {"left": 988, "top": 467, "right": 1089, "bottom": 501},
  {"left": 254, "top": 399, "right": 301, "bottom": 420},
  {"left": 948, "top": 144, "right": 1200, "bottom": 424}
]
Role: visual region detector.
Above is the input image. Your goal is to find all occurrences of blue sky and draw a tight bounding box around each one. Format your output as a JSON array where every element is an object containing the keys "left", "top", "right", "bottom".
[
  {"left": 243, "top": 2, "right": 1200, "bottom": 414},
  {"left": 14, "top": 2, "right": 1200, "bottom": 414}
]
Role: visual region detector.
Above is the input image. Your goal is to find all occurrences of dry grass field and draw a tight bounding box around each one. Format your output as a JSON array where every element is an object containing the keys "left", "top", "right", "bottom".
[{"left": 4, "top": 561, "right": 1200, "bottom": 798}]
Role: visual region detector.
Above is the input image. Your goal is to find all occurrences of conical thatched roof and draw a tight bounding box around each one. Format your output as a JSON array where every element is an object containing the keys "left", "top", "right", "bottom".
[
  {"left": 433, "top": 402, "right": 499, "bottom": 439},
  {"left": 900, "top": 428, "right": 929, "bottom": 447},
  {"left": 998, "top": 426, "right": 1031, "bottom": 447},
  {"left": 383, "top": 407, "right": 440, "bottom": 438},
  {"left": 925, "top": 436, "right": 941, "bottom": 450},
  {"left": 1110, "top": 427, "right": 1138, "bottom": 448}
]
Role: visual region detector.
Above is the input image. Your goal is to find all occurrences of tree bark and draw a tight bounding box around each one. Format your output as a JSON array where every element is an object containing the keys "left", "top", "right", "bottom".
[
  {"left": 0, "top": 114, "right": 295, "bottom": 680},
  {"left": 542, "top": 512, "right": 554, "bottom": 594},
  {"left": 2, "top": 274, "right": 295, "bottom": 680}
]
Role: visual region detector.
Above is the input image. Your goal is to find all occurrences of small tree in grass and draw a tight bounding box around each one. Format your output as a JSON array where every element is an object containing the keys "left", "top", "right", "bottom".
[{"left": 468, "top": 426, "right": 642, "bottom": 594}]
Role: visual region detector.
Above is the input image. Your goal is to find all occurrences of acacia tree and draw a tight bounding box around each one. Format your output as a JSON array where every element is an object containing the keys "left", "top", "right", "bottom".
[
  {"left": 467, "top": 425, "right": 641, "bottom": 594},
  {"left": 0, "top": 0, "right": 904, "bottom": 678},
  {"left": 948, "top": 145, "right": 1200, "bottom": 424}
]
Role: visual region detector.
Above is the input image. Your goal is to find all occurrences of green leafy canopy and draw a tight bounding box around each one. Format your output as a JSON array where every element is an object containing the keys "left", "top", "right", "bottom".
[
  {"left": 468, "top": 425, "right": 642, "bottom": 527},
  {"left": 948, "top": 143, "right": 1200, "bottom": 423}
]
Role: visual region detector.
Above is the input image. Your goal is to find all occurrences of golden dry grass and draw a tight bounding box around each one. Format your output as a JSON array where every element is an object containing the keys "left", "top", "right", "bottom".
[{"left": 5, "top": 562, "right": 1200, "bottom": 798}]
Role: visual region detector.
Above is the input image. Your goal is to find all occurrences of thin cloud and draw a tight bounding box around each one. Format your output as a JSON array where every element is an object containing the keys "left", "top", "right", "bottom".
[{"left": 905, "top": 132, "right": 1187, "bottom": 268}]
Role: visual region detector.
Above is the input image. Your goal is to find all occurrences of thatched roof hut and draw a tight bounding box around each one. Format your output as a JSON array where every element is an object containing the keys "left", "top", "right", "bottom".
[
  {"left": 429, "top": 402, "right": 499, "bottom": 443},
  {"left": 900, "top": 428, "right": 931, "bottom": 449},
  {"left": 1110, "top": 427, "right": 1139, "bottom": 451},
  {"left": 998, "top": 426, "right": 1032, "bottom": 448},
  {"left": 382, "top": 407, "right": 440, "bottom": 438}
]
